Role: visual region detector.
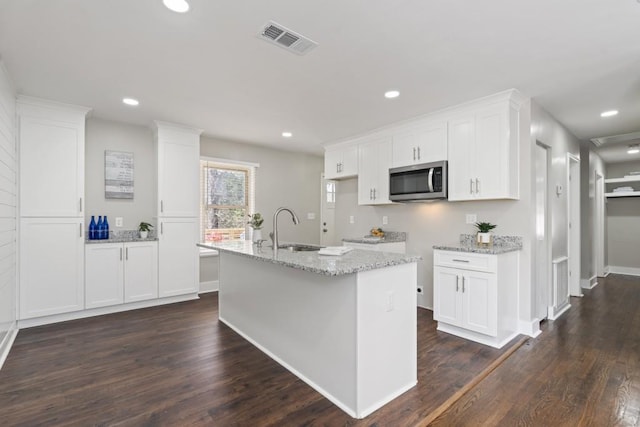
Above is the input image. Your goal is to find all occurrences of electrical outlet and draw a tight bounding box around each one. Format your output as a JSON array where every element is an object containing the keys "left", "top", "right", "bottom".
[
  {"left": 382, "top": 215, "right": 388, "bottom": 225},
  {"left": 386, "top": 291, "right": 394, "bottom": 312},
  {"left": 307, "top": 212, "right": 316, "bottom": 220},
  {"left": 349, "top": 215, "right": 355, "bottom": 224},
  {"left": 417, "top": 286, "right": 424, "bottom": 295},
  {"left": 466, "top": 214, "right": 477, "bottom": 224},
  {"left": 115, "top": 217, "right": 123, "bottom": 227}
]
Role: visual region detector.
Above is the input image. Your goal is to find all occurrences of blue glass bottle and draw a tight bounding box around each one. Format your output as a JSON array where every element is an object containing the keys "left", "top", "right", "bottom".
[
  {"left": 96, "top": 216, "right": 103, "bottom": 239},
  {"left": 103, "top": 216, "right": 109, "bottom": 240},
  {"left": 89, "top": 216, "right": 96, "bottom": 240}
]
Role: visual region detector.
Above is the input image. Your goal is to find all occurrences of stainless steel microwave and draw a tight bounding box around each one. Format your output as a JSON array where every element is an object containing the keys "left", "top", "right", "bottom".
[{"left": 389, "top": 161, "right": 448, "bottom": 202}]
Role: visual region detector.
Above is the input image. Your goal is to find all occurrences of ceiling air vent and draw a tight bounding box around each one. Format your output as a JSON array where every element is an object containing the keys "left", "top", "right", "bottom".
[{"left": 258, "top": 21, "right": 318, "bottom": 55}]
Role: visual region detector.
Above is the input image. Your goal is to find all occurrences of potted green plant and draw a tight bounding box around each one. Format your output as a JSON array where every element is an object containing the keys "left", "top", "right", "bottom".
[
  {"left": 474, "top": 221, "right": 497, "bottom": 246},
  {"left": 138, "top": 221, "right": 154, "bottom": 239},
  {"left": 247, "top": 213, "right": 264, "bottom": 242}
]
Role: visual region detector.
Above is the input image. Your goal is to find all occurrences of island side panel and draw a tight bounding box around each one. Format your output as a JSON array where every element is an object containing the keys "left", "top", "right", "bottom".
[
  {"left": 356, "top": 262, "right": 417, "bottom": 417},
  {"left": 218, "top": 251, "right": 358, "bottom": 416}
]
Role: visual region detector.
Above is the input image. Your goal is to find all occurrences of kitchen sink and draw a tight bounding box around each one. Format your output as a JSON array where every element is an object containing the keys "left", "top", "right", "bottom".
[{"left": 278, "top": 243, "right": 324, "bottom": 252}]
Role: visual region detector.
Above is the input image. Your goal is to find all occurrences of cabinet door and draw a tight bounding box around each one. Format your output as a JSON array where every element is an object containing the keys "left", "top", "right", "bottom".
[
  {"left": 433, "top": 266, "right": 462, "bottom": 327},
  {"left": 392, "top": 122, "right": 448, "bottom": 167},
  {"left": 461, "top": 271, "right": 497, "bottom": 336},
  {"left": 358, "top": 142, "right": 378, "bottom": 205},
  {"left": 157, "top": 131, "right": 200, "bottom": 217},
  {"left": 375, "top": 140, "right": 392, "bottom": 204},
  {"left": 324, "top": 146, "right": 358, "bottom": 179},
  {"left": 85, "top": 243, "right": 124, "bottom": 309},
  {"left": 447, "top": 116, "right": 476, "bottom": 201},
  {"left": 474, "top": 106, "right": 508, "bottom": 200},
  {"left": 19, "top": 116, "right": 84, "bottom": 217},
  {"left": 324, "top": 149, "right": 342, "bottom": 179},
  {"left": 124, "top": 241, "right": 158, "bottom": 303},
  {"left": 158, "top": 218, "right": 199, "bottom": 297},
  {"left": 20, "top": 218, "right": 85, "bottom": 319},
  {"left": 340, "top": 145, "right": 358, "bottom": 177}
]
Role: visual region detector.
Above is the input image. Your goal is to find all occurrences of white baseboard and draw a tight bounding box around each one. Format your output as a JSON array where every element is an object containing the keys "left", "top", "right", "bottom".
[
  {"left": 606, "top": 266, "right": 640, "bottom": 277},
  {"left": 581, "top": 275, "right": 598, "bottom": 289},
  {"left": 518, "top": 318, "right": 542, "bottom": 338},
  {"left": 199, "top": 280, "right": 219, "bottom": 293},
  {"left": 548, "top": 302, "right": 571, "bottom": 320},
  {"left": 0, "top": 324, "right": 18, "bottom": 371},
  {"left": 18, "top": 293, "right": 200, "bottom": 329}
]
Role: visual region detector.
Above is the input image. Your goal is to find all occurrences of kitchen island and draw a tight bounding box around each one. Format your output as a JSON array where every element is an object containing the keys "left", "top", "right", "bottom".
[{"left": 198, "top": 240, "right": 420, "bottom": 419}]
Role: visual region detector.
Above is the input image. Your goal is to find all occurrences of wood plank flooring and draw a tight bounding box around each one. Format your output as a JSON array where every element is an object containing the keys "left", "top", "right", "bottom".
[
  {"left": 431, "top": 273, "right": 640, "bottom": 426},
  {"left": 3, "top": 273, "right": 637, "bottom": 426},
  {"left": 0, "top": 292, "right": 516, "bottom": 426}
]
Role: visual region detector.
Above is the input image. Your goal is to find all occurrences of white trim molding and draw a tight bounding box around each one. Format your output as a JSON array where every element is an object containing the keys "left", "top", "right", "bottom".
[
  {"left": 581, "top": 275, "right": 598, "bottom": 289},
  {"left": 607, "top": 266, "right": 640, "bottom": 277},
  {"left": 199, "top": 280, "right": 219, "bottom": 293},
  {"left": 0, "top": 325, "right": 18, "bottom": 371},
  {"left": 519, "top": 319, "right": 542, "bottom": 338}
]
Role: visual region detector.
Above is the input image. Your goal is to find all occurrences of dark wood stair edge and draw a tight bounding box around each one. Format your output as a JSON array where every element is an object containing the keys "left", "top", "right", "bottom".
[{"left": 416, "top": 335, "right": 529, "bottom": 427}]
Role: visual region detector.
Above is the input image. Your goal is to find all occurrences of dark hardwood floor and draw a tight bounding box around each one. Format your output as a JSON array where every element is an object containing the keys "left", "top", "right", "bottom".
[
  {"left": 0, "top": 291, "right": 515, "bottom": 426},
  {"left": 430, "top": 273, "right": 640, "bottom": 426},
  {"left": 3, "top": 274, "right": 637, "bottom": 426}
]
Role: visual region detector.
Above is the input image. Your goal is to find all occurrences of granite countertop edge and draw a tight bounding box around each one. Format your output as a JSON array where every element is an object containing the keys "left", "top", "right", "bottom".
[
  {"left": 198, "top": 242, "right": 421, "bottom": 276},
  {"left": 86, "top": 237, "right": 159, "bottom": 244},
  {"left": 432, "top": 243, "right": 522, "bottom": 255},
  {"left": 342, "top": 231, "right": 407, "bottom": 245}
]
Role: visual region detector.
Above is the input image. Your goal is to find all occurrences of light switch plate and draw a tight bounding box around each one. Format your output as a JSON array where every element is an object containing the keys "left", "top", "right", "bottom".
[
  {"left": 349, "top": 215, "right": 355, "bottom": 224},
  {"left": 115, "top": 217, "right": 123, "bottom": 227},
  {"left": 307, "top": 212, "right": 316, "bottom": 220},
  {"left": 382, "top": 216, "right": 388, "bottom": 225},
  {"left": 466, "top": 214, "right": 477, "bottom": 224}
]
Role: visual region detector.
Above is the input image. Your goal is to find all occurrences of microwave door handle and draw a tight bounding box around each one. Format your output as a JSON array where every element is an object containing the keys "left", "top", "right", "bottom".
[{"left": 427, "top": 168, "right": 434, "bottom": 193}]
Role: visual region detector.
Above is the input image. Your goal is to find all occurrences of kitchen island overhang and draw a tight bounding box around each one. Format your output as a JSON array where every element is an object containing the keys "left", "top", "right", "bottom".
[{"left": 198, "top": 241, "right": 420, "bottom": 419}]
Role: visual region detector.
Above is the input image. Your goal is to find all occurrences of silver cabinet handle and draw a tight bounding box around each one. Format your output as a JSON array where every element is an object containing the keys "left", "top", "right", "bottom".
[
  {"left": 79, "top": 223, "right": 83, "bottom": 237},
  {"left": 336, "top": 163, "right": 340, "bottom": 173},
  {"left": 470, "top": 179, "right": 474, "bottom": 194},
  {"left": 462, "top": 276, "right": 466, "bottom": 293},
  {"left": 456, "top": 275, "right": 460, "bottom": 292},
  {"left": 453, "top": 259, "right": 470, "bottom": 263},
  {"left": 120, "top": 248, "right": 123, "bottom": 261},
  {"left": 476, "top": 178, "right": 480, "bottom": 194},
  {"left": 373, "top": 188, "right": 376, "bottom": 200},
  {"left": 79, "top": 197, "right": 83, "bottom": 213},
  {"left": 417, "top": 146, "right": 421, "bottom": 160},
  {"left": 370, "top": 189, "right": 373, "bottom": 200},
  {"left": 160, "top": 200, "right": 164, "bottom": 213},
  {"left": 126, "top": 247, "right": 129, "bottom": 260},
  {"left": 413, "top": 147, "right": 416, "bottom": 161},
  {"left": 161, "top": 222, "right": 164, "bottom": 235}
]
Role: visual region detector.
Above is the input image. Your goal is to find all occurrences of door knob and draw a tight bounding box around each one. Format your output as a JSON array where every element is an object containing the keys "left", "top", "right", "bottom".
[{"left": 322, "top": 229, "right": 328, "bottom": 233}]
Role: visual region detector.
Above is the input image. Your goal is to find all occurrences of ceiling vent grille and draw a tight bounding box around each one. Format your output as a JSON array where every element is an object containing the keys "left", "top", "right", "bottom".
[
  {"left": 592, "top": 131, "right": 640, "bottom": 147},
  {"left": 258, "top": 21, "right": 318, "bottom": 55}
]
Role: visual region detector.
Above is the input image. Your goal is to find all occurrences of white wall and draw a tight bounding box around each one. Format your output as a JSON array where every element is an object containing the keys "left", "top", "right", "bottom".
[
  {"left": 200, "top": 136, "right": 324, "bottom": 245},
  {"left": 580, "top": 144, "right": 606, "bottom": 283},
  {"left": 85, "top": 118, "right": 156, "bottom": 231},
  {"left": 605, "top": 160, "right": 640, "bottom": 272},
  {"left": 0, "top": 61, "right": 17, "bottom": 367}
]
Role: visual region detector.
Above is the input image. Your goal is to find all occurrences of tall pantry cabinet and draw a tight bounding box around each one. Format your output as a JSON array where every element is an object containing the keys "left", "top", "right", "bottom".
[
  {"left": 18, "top": 97, "right": 91, "bottom": 319},
  {"left": 153, "top": 121, "right": 202, "bottom": 297}
]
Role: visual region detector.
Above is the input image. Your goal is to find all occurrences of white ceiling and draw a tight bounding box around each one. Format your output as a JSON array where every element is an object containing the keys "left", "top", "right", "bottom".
[{"left": 1, "top": 0, "right": 639, "bottom": 157}]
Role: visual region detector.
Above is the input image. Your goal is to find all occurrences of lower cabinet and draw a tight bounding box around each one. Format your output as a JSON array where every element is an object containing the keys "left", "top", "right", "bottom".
[
  {"left": 19, "top": 218, "right": 85, "bottom": 319},
  {"left": 158, "top": 217, "right": 199, "bottom": 297},
  {"left": 85, "top": 241, "right": 158, "bottom": 309},
  {"left": 433, "top": 249, "right": 518, "bottom": 348}
]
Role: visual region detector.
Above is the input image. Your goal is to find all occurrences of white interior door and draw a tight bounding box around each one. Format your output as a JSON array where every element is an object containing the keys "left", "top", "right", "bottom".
[
  {"left": 535, "top": 143, "right": 551, "bottom": 320},
  {"left": 320, "top": 174, "right": 337, "bottom": 246},
  {"left": 567, "top": 154, "right": 582, "bottom": 296},
  {"left": 594, "top": 173, "right": 605, "bottom": 278}
]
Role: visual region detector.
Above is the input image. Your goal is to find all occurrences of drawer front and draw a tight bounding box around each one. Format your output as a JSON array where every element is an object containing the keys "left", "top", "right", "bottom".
[{"left": 434, "top": 250, "right": 496, "bottom": 273}]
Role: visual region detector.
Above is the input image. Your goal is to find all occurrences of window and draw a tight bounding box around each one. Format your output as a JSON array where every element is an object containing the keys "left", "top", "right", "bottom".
[{"left": 200, "top": 159, "right": 256, "bottom": 242}]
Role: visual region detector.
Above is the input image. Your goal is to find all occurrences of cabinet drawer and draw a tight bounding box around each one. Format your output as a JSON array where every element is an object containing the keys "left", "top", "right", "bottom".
[{"left": 434, "top": 250, "right": 496, "bottom": 273}]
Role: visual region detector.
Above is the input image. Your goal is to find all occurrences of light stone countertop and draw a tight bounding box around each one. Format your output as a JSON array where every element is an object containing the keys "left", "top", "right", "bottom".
[
  {"left": 85, "top": 229, "right": 158, "bottom": 244},
  {"left": 198, "top": 240, "right": 421, "bottom": 276},
  {"left": 342, "top": 231, "right": 407, "bottom": 244},
  {"left": 433, "top": 234, "right": 523, "bottom": 255}
]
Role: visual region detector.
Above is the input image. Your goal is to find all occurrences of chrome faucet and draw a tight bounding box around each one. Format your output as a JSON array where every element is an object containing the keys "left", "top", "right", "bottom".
[{"left": 271, "top": 207, "right": 300, "bottom": 254}]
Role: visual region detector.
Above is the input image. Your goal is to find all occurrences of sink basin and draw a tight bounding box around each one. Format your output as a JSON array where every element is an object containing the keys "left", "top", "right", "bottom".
[{"left": 278, "top": 243, "right": 324, "bottom": 252}]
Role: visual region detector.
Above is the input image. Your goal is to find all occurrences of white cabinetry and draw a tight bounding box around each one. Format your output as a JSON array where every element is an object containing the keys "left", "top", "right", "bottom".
[
  {"left": 448, "top": 93, "right": 522, "bottom": 201},
  {"left": 391, "top": 122, "right": 447, "bottom": 168},
  {"left": 17, "top": 97, "right": 90, "bottom": 320},
  {"left": 358, "top": 137, "right": 392, "bottom": 205},
  {"left": 158, "top": 218, "right": 199, "bottom": 297},
  {"left": 433, "top": 249, "right": 518, "bottom": 348},
  {"left": 324, "top": 145, "right": 358, "bottom": 179},
  {"left": 85, "top": 241, "right": 158, "bottom": 309},
  {"left": 20, "top": 218, "right": 85, "bottom": 318},
  {"left": 154, "top": 121, "right": 201, "bottom": 298}
]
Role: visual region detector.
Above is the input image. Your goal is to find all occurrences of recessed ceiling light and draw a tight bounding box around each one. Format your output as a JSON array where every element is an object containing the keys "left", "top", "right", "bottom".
[
  {"left": 122, "top": 98, "right": 139, "bottom": 106},
  {"left": 384, "top": 90, "right": 400, "bottom": 99},
  {"left": 628, "top": 145, "right": 639, "bottom": 154},
  {"left": 600, "top": 110, "right": 618, "bottom": 118},
  {"left": 282, "top": 131, "right": 292, "bottom": 138},
  {"left": 163, "top": 0, "right": 189, "bottom": 13}
]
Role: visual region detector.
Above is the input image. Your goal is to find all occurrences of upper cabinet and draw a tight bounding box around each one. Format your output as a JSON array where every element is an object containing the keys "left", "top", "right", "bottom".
[
  {"left": 358, "top": 137, "right": 392, "bottom": 205},
  {"left": 154, "top": 121, "right": 202, "bottom": 217},
  {"left": 391, "top": 122, "right": 447, "bottom": 168},
  {"left": 448, "top": 93, "right": 522, "bottom": 201},
  {"left": 324, "top": 145, "right": 358, "bottom": 180},
  {"left": 18, "top": 97, "right": 91, "bottom": 217}
]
